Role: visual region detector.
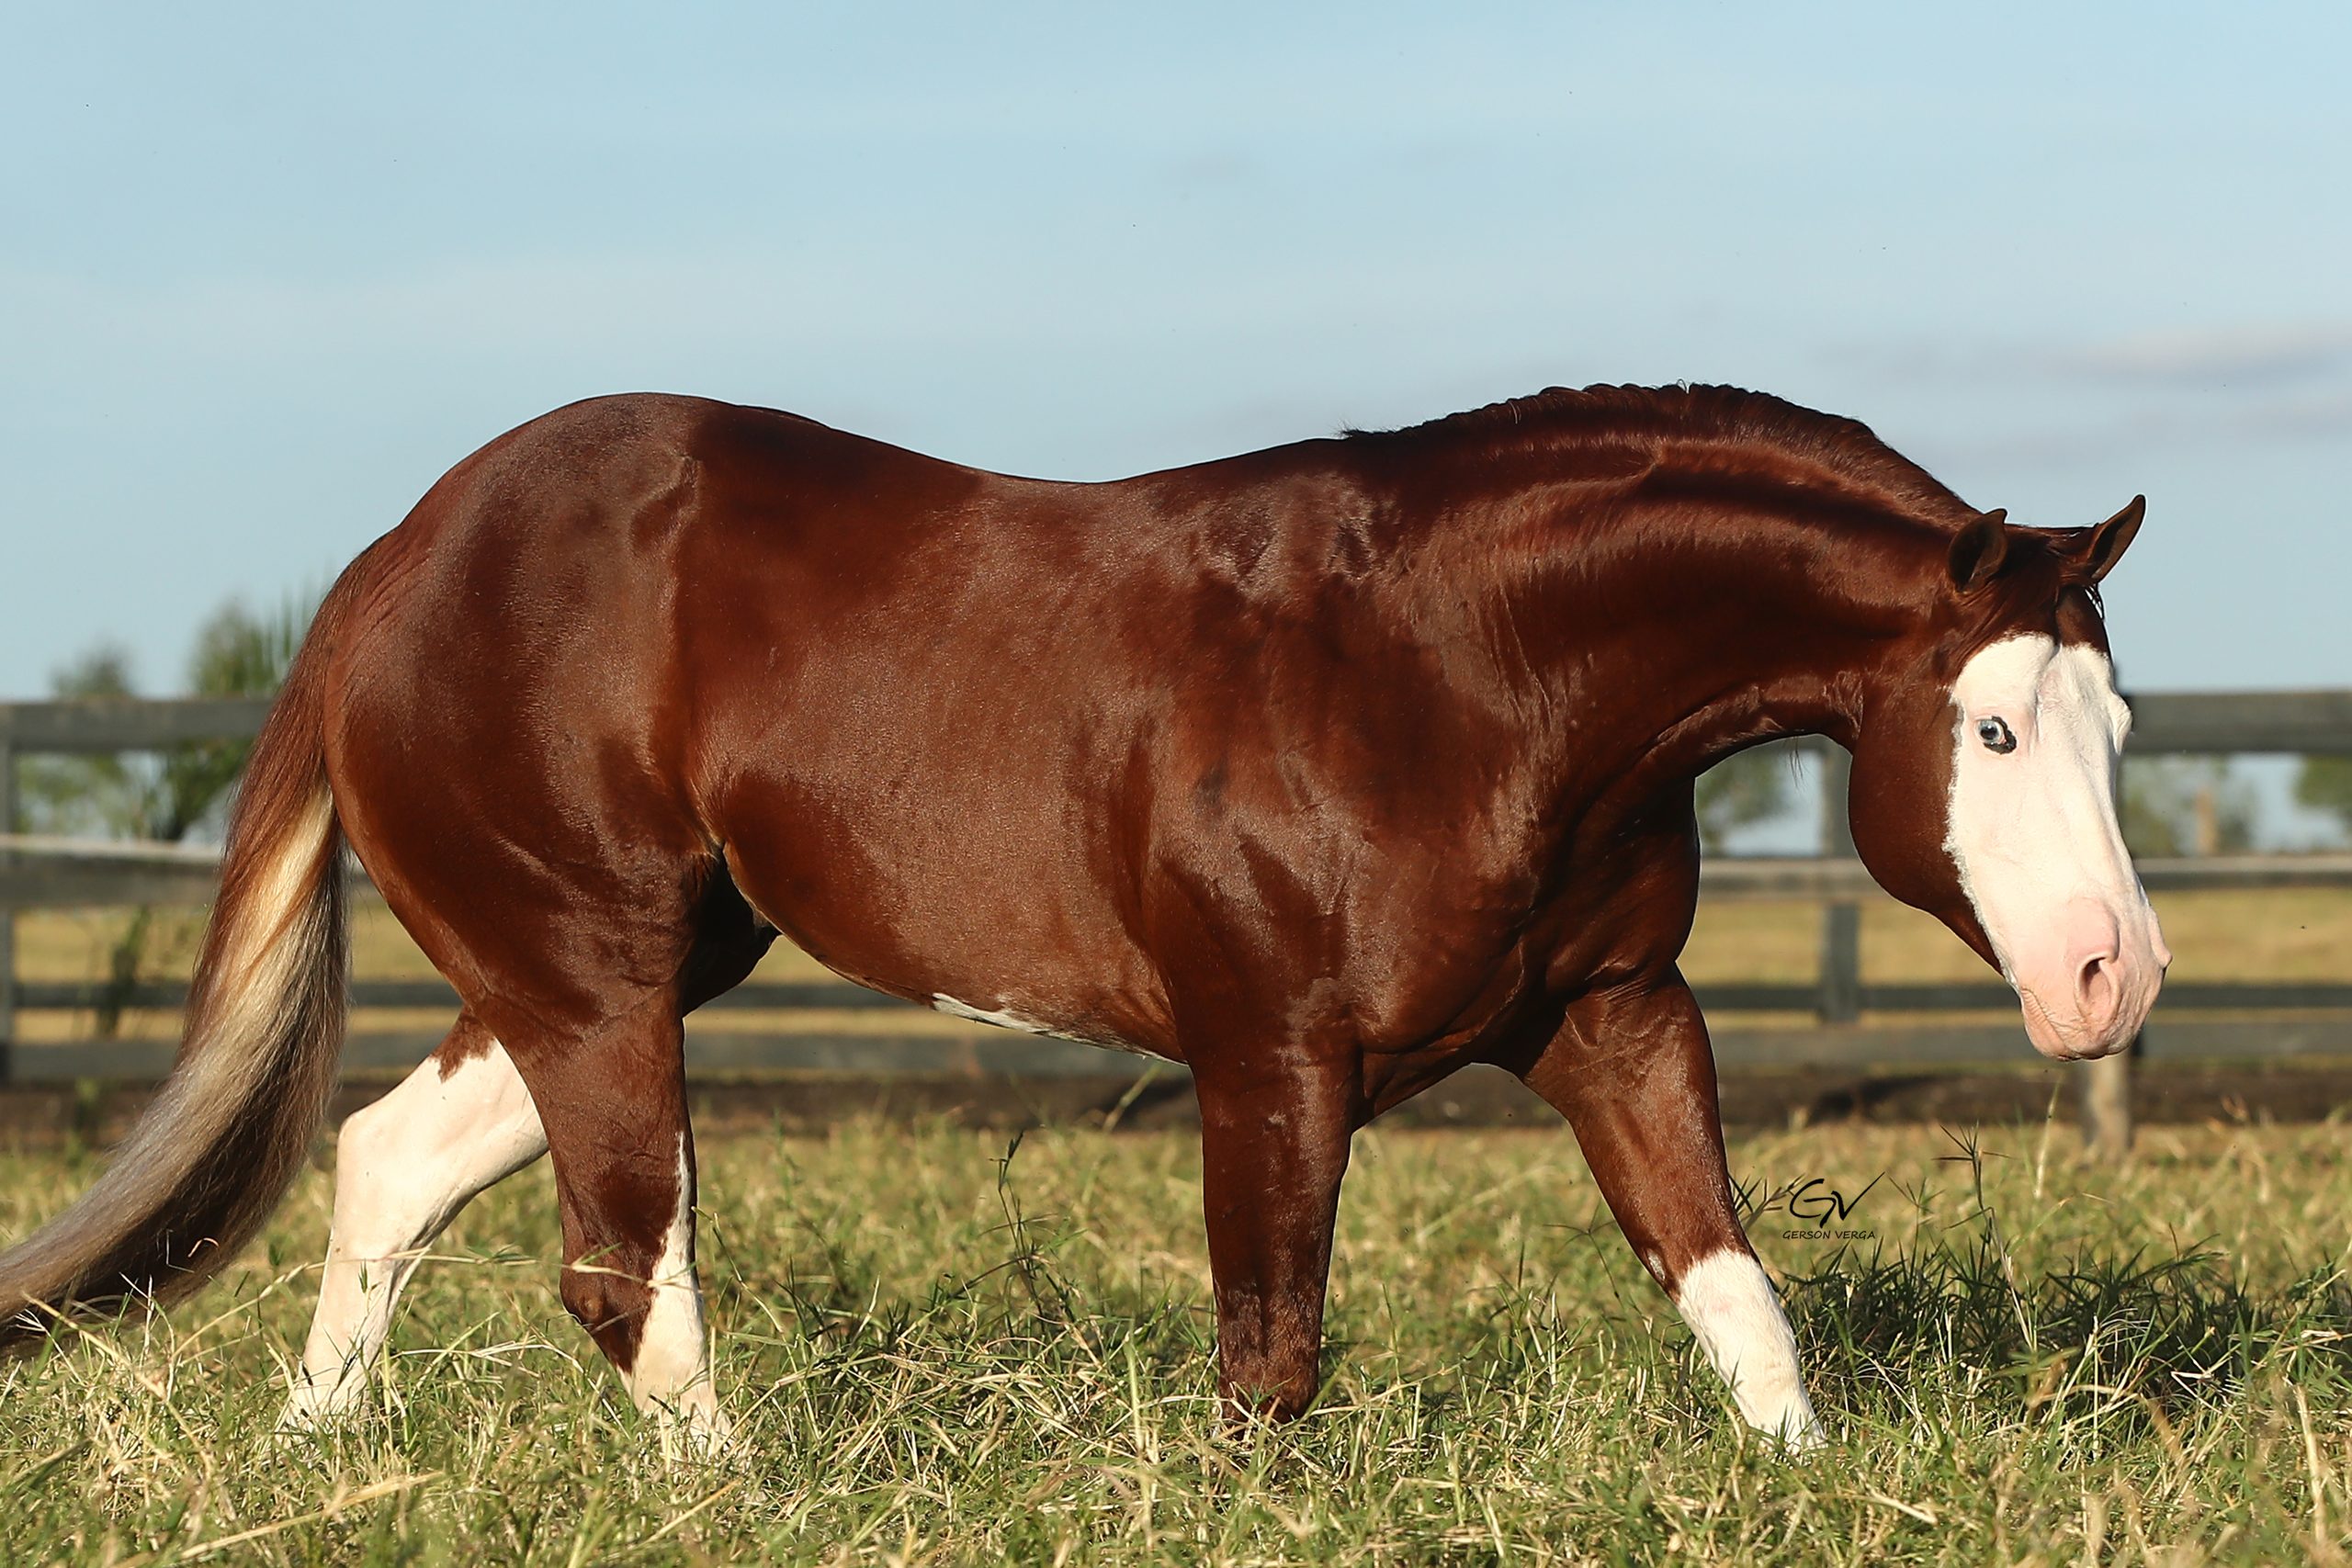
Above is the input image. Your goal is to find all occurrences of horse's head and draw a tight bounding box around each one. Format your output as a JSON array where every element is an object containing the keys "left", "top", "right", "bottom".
[{"left": 1846, "top": 499, "right": 2168, "bottom": 1060}]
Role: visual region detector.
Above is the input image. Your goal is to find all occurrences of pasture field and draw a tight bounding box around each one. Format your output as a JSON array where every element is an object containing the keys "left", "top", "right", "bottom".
[{"left": 0, "top": 1116, "right": 2347, "bottom": 1564}]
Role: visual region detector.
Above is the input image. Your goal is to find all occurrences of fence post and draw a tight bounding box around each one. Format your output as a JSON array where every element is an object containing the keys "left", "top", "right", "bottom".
[
  {"left": 2077, "top": 1041, "right": 2136, "bottom": 1163},
  {"left": 1816, "top": 745, "right": 1862, "bottom": 1024},
  {"left": 0, "top": 734, "right": 15, "bottom": 1085}
]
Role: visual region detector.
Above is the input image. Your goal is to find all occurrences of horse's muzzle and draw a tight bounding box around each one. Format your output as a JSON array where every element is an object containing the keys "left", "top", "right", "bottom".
[{"left": 2014, "top": 898, "right": 2168, "bottom": 1060}]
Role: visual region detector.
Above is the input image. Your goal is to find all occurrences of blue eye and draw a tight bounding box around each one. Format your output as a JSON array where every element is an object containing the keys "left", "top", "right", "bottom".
[{"left": 1976, "top": 717, "right": 2017, "bottom": 754}]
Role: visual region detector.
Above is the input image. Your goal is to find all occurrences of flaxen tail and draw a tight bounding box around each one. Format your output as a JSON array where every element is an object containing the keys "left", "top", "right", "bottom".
[{"left": 0, "top": 621, "right": 347, "bottom": 1344}]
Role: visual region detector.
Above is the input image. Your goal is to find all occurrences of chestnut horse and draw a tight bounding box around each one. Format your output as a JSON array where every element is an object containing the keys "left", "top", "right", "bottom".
[{"left": 0, "top": 385, "right": 2164, "bottom": 1449}]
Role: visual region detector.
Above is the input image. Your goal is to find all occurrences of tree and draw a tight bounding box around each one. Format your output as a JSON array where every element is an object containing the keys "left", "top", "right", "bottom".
[
  {"left": 2120, "top": 757, "right": 2256, "bottom": 858},
  {"left": 2295, "top": 756, "right": 2352, "bottom": 844},
  {"left": 14, "top": 596, "right": 311, "bottom": 1035},
  {"left": 1695, "top": 741, "right": 1798, "bottom": 853},
  {"left": 16, "top": 645, "right": 145, "bottom": 840}
]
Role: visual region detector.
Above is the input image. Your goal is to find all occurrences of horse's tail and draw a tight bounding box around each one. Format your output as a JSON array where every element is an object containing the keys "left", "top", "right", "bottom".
[{"left": 0, "top": 616, "right": 348, "bottom": 1345}]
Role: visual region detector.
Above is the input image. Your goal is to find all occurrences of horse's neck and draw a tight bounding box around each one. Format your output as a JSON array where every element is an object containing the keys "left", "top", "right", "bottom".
[{"left": 1453, "top": 478, "right": 1935, "bottom": 798}]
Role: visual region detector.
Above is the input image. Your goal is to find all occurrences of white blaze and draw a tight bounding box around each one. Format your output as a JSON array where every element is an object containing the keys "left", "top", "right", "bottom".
[{"left": 1944, "top": 635, "right": 2168, "bottom": 1058}]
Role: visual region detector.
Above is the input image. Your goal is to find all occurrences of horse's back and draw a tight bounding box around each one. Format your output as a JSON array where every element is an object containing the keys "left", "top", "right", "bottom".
[
  {"left": 323, "top": 392, "right": 1000, "bottom": 728},
  {"left": 317, "top": 395, "right": 1212, "bottom": 1047}
]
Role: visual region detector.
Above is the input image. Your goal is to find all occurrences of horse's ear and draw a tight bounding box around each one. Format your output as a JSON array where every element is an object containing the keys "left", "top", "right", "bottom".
[
  {"left": 1947, "top": 509, "right": 2009, "bottom": 593},
  {"left": 2069, "top": 494, "right": 2145, "bottom": 584}
]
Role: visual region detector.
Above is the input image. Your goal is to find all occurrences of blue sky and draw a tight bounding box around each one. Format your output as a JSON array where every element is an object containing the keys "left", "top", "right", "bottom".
[{"left": 4, "top": 3, "right": 2347, "bottom": 704}]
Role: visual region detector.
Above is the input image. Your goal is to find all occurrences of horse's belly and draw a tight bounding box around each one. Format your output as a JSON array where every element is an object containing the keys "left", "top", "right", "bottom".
[
  {"left": 927, "top": 992, "right": 1164, "bottom": 1058},
  {"left": 714, "top": 783, "right": 1180, "bottom": 1064}
]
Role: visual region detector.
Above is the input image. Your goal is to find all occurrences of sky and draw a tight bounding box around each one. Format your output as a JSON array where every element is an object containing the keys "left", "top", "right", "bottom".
[{"left": 3, "top": 3, "right": 2347, "bottom": 710}]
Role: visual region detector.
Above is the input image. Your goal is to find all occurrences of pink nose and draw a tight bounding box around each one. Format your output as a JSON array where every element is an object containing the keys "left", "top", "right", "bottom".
[{"left": 2020, "top": 900, "right": 2159, "bottom": 1060}]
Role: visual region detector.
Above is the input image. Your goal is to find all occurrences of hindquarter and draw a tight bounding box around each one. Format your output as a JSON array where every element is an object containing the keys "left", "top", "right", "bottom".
[{"left": 320, "top": 398, "right": 736, "bottom": 1028}]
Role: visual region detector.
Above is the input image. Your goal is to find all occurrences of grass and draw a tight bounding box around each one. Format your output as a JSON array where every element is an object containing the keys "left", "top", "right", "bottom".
[{"left": 1, "top": 1115, "right": 2348, "bottom": 1563}]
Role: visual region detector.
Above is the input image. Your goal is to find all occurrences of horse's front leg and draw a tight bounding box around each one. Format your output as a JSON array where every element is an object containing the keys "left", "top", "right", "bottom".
[
  {"left": 1192, "top": 1053, "right": 1357, "bottom": 1422},
  {"left": 1519, "top": 976, "right": 1823, "bottom": 1447}
]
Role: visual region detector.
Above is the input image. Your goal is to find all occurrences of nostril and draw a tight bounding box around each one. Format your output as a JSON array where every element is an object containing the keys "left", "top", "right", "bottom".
[{"left": 2076, "top": 953, "right": 2121, "bottom": 1025}]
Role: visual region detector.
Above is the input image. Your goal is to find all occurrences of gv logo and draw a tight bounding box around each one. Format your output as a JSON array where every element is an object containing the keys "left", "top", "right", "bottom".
[{"left": 1782, "top": 1174, "right": 1882, "bottom": 1224}]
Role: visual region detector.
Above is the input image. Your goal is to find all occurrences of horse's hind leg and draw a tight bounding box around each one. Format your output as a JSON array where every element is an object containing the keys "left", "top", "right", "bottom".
[
  {"left": 280, "top": 1010, "right": 547, "bottom": 1430},
  {"left": 386, "top": 869, "right": 771, "bottom": 1455},
  {"left": 485, "top": 997, "right": 730, "bottom": 1453},
  {"left": 492, "top": 875, "right": 771, "bottom": 1450},
  {"left": 280, "top": 864, "right": 769, "bottom": 1442}
]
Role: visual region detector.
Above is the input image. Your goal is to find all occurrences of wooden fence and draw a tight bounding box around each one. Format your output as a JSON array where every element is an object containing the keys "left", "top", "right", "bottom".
[{"left": 5, "top": 694, "right": 2351, "bottom": 1147}]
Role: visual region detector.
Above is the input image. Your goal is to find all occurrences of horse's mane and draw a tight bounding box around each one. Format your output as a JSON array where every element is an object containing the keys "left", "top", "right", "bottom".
[{"left": 1344, "top": 383, "right": 1978, "bottom": 530}]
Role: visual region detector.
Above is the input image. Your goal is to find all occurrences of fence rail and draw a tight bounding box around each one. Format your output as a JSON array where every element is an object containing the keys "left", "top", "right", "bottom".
[
  {"left": 25, "top": 976, "right": 2352, "bottom": 1015},
  {"left": 5, "top": 694, "right": 2351, "bottom": 1143},
  {"left": 9, "top": 841, "right": 2348, "bottom": 914}
]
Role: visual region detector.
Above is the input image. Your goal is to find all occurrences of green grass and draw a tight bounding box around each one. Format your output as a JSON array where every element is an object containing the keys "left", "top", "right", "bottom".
[{"left": 2, "top": 1117, "right": 2349, "bottom": 1563}]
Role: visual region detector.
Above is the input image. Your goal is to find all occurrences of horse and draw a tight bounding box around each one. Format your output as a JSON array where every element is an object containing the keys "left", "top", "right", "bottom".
[{"left": 0, "top": 383, "right": 2165, "bottom": 1450}]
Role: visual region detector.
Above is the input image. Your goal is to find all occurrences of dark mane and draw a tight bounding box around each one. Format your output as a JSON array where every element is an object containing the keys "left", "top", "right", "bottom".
[{"left": 1344, "top": 382, "right": 1977, "bottom": 528}]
